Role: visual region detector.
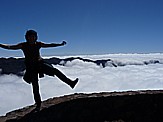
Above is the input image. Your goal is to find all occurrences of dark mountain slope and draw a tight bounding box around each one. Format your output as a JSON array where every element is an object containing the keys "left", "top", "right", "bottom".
[{"left": 0, "top": 90, "right": 163, "bottom": 122}]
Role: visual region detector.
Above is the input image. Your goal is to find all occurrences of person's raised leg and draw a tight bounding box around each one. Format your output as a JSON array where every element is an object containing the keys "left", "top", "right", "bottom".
[
  {"left": 53, "top": 68, "right": 78, "bottom": 89},
  {"left": 41, "top": 62, "right": 79, "bottom": 89}
]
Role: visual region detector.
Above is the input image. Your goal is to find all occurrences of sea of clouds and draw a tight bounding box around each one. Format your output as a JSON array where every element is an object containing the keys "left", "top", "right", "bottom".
[{"left": 0, "top": 53, "right": 163, "bottom": 115}]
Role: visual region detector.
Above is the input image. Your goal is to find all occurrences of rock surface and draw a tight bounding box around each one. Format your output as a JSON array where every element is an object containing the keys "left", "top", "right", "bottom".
[{"left": 0, "top": 90, "right": 163, "bottom": 122}]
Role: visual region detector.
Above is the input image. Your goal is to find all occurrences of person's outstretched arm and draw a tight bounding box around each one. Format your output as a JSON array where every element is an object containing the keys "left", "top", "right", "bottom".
[
  {"left": 40, "top": 41, "right": 66, "bottom": 48},
  {"left": 0, "top": 43, "right": 22, "bottom": 50}
]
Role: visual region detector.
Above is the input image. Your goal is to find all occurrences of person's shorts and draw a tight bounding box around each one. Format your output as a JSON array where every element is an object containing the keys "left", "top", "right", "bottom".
[{"left": 23, "top": 62, "right": 55, "bottom": 84}]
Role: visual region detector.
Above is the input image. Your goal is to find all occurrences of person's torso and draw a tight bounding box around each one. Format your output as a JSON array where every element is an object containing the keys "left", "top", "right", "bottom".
[{"left": 21, "top": 42, "right": 42, "bottom": 66}]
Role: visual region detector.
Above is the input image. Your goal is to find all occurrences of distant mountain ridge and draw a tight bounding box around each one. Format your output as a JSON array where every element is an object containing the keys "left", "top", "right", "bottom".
[{"left": 0, "top": 57, "right": 160, "bottom": 76}]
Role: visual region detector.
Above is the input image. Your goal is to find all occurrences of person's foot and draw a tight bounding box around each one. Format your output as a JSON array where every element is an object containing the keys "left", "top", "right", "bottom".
[
  {"left": 34, "top": 103, "right": 41, "bottom": 112},
  {"left": 31, "top": 105, "right": 41, "bottom": 113},
  {"left": 69, "top": 78, "right": 79, "bottom": 89},
  {"left": 34, "top": 106, "right": 40, "bottom": 112}
]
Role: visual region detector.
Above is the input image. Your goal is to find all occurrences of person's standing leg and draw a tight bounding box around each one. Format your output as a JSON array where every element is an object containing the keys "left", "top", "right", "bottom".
[{"left": 31, "top": 80, "right": 41, "bottom": 111}]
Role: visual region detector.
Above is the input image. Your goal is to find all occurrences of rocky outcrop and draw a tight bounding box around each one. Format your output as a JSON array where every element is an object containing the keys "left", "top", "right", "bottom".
[
  {"left": 0, "top": 57, "right": 160, "bottom": 76},
  {"left": 0, "top": 90, "right": 163, "bottom": 122},
  {"left": 0, "top": 58, "right": 25, "bottom": 76}
]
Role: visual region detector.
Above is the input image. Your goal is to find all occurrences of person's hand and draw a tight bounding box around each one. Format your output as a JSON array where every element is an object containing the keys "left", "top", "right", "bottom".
[{"left": 61, "top": 41, "right": 67, "bottom": 46}]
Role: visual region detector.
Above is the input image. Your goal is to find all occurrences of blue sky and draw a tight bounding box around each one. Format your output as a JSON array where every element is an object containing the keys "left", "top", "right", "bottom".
[{"left": 0, "top": 0, "right": 163, "bottom": 56}]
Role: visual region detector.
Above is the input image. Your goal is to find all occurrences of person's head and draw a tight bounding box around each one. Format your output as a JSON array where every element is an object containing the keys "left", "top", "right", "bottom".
[{"left": 25, "top": 30, "right": 38, "bottom": 43}]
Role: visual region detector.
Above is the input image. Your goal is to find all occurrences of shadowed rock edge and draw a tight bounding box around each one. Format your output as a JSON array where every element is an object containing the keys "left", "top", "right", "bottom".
[{"left": 0, "top": 90, "right": 163, "bottom": 122}]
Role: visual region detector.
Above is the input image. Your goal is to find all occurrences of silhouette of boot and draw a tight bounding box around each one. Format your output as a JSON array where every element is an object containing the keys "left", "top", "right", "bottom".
[
  {"left": 69, "top": 78, "right": 79, "bottom": 89},
  {"left": 36, "top": 103, "right": 41, "bottom": 111},
  {"left": 31, "top": 103, "right": 41, "bottom": 113}
]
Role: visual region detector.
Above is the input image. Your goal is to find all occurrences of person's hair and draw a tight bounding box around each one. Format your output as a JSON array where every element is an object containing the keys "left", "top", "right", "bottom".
[{"left": 25, "top": 30, "right": 38, "bottom": 41}]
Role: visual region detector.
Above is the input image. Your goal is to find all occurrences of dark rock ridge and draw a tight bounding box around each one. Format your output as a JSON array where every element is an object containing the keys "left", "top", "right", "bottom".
[
  {"left": 0, "top": 57, "right": 160, "bottom": 76},
  {"left": 0, "top": 90, "right": 163, "bottom": 122}
]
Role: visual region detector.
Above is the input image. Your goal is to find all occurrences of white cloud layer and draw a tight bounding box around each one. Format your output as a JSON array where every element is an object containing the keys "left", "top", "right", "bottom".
[{"left": 0, "top": 53, "right": 163, "bottom": 115}]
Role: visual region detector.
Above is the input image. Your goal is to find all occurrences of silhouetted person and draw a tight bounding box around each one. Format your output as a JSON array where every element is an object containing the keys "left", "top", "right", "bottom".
[{"left": 0, "top": 30, "right": 78, "bottom": 112}]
